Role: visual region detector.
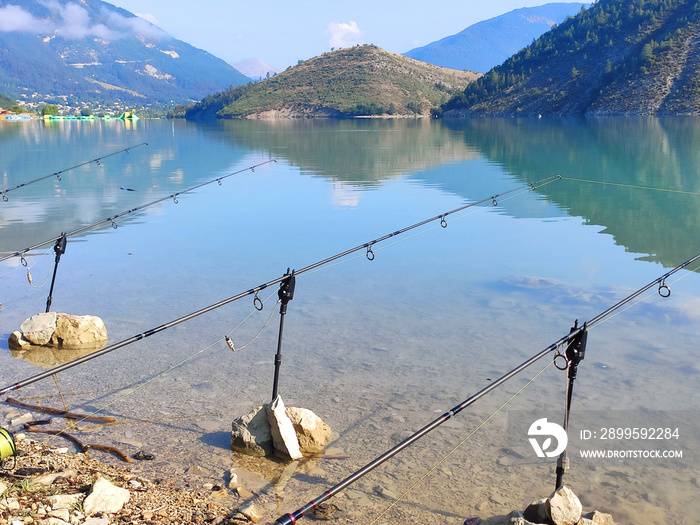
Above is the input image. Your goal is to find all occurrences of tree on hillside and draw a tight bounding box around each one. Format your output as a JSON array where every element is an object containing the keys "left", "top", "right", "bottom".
[
  {"left": 41, "top": 104, "right": 59, "bottom": 116},
  {"left": 0, "top": 93, "right": 15, "bottom": 109}
]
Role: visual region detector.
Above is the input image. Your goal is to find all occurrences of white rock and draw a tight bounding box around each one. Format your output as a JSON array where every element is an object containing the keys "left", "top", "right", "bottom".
[
  {"left": 4, "top": 497, "right": 20, "bottom": 509},
  {"left": 266, "top": 396, "right": 302, "bottom": 460},
  {"left": 50, "top": 313, "right": 108, "bottom": 348},
  {"left": 20, "top": 312, "right": 57, "bottom": 345},
  {"left": 286, "top": 406, "right": 332, "bottom": 454},
  {"left": 547, "top": 486, "right": 582, "bottom": 525},
  {"left": 83, "top": 476, "right": 130, "bottom": 516},
  {"left": 0, "top": 481, "right": 7, "bottom": 495}
]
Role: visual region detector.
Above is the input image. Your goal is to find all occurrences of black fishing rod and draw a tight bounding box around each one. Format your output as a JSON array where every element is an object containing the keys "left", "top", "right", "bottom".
[
  {"left": 272, "top": 252, "right": 700, "bottom": 525},
  {"left": 0, "top": 143, "right": 148, "bottom": 202},
  {"left": 0, "top": 176, "right": 560, "bottom": 396},
  {"left": 0, "top": 159, "right": 277, "bottom": 264}
]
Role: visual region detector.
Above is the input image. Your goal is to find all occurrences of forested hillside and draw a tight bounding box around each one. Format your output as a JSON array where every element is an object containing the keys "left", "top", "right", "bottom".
[{"left": 441, "top": 0, "right": 700, "bottom": 117}]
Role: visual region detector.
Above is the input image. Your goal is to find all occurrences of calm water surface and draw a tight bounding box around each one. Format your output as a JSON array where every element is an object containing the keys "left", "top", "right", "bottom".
[{"left": 1, "top": 117, "right": 699, "bottom": 524}]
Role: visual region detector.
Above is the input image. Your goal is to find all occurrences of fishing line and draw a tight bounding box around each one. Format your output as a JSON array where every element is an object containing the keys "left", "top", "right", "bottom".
[
  {"left": 272, "top": 252, "right": 700, "bottom": 524},
  {"left": 0, "top": 176, "right": 561, "bottom": 396},
  {"left": 0, "top": 143, "right": 148, "bottom": 202},
  {"left": 560, "top": 176, "right": 700, "bottom": 197},
  {"left": 0, "top": 159, "right": 277, "bottom": 263},
  {"left": 12, "top": 287, "right": 282, "bottom": 447},
  {"left": 370, "top": 360, "right": 555, "bottom": 525}
]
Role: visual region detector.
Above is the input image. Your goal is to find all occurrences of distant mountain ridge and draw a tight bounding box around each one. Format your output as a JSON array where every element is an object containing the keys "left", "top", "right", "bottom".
[
  {"left": 442, "top": 0, "right": 700, "bottom": 117},
  {"left": 231, "top": 58, "right": 281, "bottom": 81},
  {"left": 186, "top": 45, "right": 481, "bottom": 120},
  {"left": 0, "top": 0, "right": 249, "bottom": 106},
  {"left": 405, "top": 2, "right": 588, "bottom": 73}
]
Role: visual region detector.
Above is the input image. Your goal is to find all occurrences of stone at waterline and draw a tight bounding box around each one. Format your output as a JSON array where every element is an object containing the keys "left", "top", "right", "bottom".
[
  {"left": 232, "top": 403, "right": 332, "bottom": 458},
  {"left": 286, "top": 406, "right": 332, "bottom": 454},
  {"left": 231, "top": 405, "right": 274, "bottom": 457},
  {"left": 523, "top": 498, "right": 549, "bottom": 523},
  {"left": 582, "top": 510, "right": 616, "bottom": 525},
  {"left": 546, "top": 486, "right": 582, "bottom": 525},
  {"left": 267, "top": 395, "right": 303, "bottom": 460},
  {"left": 19, "top": 312, "right": 56, "bottom": 346},
  {"left": 8, "top": 331, "right": 31, "bottom": 350},
  {"left": 51, "top": 314, "right": 107, "bottom": 348},
  {"left": 9, "top": 312, "right": 107, "bottom": 350}
]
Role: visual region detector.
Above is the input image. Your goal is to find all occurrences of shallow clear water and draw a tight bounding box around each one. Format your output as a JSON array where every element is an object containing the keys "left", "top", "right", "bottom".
[{"left": 1, "top": 117, "right": 699, "bottom": 524}]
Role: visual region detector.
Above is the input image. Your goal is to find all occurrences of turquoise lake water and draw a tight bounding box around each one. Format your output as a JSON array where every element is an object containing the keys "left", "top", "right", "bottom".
[{"left": 1, "top": 117, "right": 699, "bottom": 524}]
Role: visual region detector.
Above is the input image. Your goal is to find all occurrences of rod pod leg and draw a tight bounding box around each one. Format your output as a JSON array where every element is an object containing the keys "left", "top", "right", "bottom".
[
  {"left": 271, "top": 269, "right": 295, "bottom": 402},
  {"left": 555, "top": 320, "right": 587, "bottom": 491}
]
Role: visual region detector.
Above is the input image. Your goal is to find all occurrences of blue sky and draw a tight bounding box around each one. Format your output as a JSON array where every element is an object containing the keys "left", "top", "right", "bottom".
[{"left": 108, "top": 0, "right": 584, "bottom": 69}]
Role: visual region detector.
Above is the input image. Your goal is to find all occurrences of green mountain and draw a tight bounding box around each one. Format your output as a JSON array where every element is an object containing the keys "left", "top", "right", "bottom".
[
  {"left": 405, "top": 3, "right": 588, "bottom": 73},
  {"left": 0, "top": 0, "right": 249, "bottom": 107},
  {"left": 185, "top": 45, "right": 481, "bottom": 120},
  {"left": 442, "top": 0, "right": 700, "bottom": 117}
]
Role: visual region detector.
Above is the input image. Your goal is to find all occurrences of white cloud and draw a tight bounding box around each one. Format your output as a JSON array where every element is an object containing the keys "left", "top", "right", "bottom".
[
  {"left": 0, "top": 1, "right": 167, "bottom": 41},
  {"left": 106, "top": 11, "right": 167, "bottom": 40},
  {"left": 326, "top": 21, "right": 364, "bottom": 49},
  {"left": 0, "top": 5, "right": 55, "bottom": 34},
  {"left": 135, "top": 13, "right": 159, "bottom": 26}
]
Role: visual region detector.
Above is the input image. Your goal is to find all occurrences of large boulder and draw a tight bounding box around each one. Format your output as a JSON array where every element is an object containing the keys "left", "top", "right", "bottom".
[
  {"left": 20, "top": 312, "right": 57, "bottom": 346},
  {"left": 231, "top": 405, "right": 274, "bottom": 457},
  {"left": 50, "top": 314, "right": 107, "bottom": 348},
  {"left": 286, "top": 406, "right": 332, "bottom": 454}
]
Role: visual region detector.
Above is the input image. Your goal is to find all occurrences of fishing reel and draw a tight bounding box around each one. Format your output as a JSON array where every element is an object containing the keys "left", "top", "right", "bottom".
[{"left": 0, "top": 428, "right": 17, "bottom": 470}]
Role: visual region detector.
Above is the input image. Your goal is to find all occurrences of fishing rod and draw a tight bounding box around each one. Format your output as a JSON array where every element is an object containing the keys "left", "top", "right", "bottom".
[
  {"left": 272, "top": 251, "right": 700, "bottom": 525},
  {"left": 0, "top": 175, "right": 560, "bottom": 396},
  {"left": 0, "top": 159, "right": 277, "bottom": 264},
  {"left": 0, "top": 143, "right": 148, "bottom": 202}
]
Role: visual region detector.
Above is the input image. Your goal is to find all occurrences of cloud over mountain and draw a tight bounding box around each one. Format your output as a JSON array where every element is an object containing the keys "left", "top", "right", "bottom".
[
  {"left": 326, "top": 21, "right": 364, "bottom": 49},
  {"left": 0, "top": 1, "right": 167, "bottom": 41}
]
